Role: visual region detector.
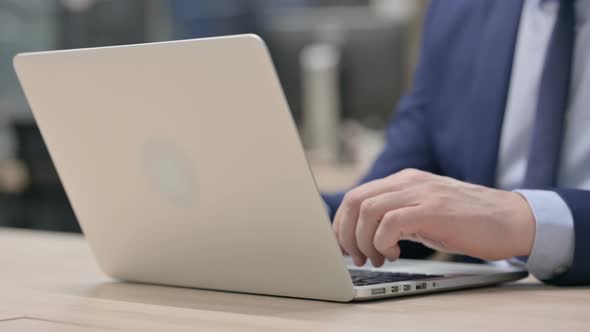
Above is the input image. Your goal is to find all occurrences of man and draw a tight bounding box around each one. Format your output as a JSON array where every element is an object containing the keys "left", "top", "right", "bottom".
[{"left": 322, "top": 0, "right": 589, "bottom": 285}]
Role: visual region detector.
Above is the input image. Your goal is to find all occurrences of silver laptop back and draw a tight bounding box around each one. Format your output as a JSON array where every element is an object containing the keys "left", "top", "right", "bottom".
[{"left": 14, "top": 35, "right": 356, "bottom": 301}]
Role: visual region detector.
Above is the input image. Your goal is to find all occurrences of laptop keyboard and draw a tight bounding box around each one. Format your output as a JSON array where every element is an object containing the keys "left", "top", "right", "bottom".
[{"left": 349, "top": 269, "right": 443, "bottom": 286}]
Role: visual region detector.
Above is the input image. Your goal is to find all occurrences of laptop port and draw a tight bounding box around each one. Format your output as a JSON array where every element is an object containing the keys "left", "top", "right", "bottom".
[
  {"left": 416, "top": 282, "right": 427, "bottom": 290},
  {"left": 371, "top": 288, "right": 386, "bottom": 295},
  {"left": 390, "top": 286, "right": 399, "bottom": 293},
  {"left": 403, "top": 284, "right": 411, "bottom": 291}
]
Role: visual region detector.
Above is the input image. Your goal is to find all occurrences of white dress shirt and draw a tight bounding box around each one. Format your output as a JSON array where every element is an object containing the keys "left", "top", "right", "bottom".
[{"left": 496, "top": 0, "right": 590, "bottom": 279}]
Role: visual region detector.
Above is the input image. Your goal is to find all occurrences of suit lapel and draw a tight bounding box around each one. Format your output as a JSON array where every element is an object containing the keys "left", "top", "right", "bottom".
[{"left": 464, "top": 0, "right": 524, "bottom": 187}]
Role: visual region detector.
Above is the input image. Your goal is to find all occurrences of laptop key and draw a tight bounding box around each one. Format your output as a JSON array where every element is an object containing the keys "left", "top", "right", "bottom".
[{"left": 349, "top": 269, "right": 443, "bottom": 286}]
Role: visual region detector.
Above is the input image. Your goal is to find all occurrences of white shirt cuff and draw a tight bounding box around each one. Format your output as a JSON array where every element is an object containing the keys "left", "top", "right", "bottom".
[{"left": 515, "top": 189, "right": 575, "bottom": 280}]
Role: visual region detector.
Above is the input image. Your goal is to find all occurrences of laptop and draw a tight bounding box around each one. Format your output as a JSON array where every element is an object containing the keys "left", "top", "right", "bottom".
[{"left": 13, "top": 34, "right": 527, "bottom": 302}]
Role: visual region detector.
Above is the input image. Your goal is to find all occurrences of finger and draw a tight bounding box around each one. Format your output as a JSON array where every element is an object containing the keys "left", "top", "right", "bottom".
[
  {"left": 337, "top": 201, "right": 367, "bottom": 265},
  {"left": 331, "top": 210, "right": 345, "bottom": 254},
  {"left": 402, "top": 232, "right": 453, "bottom": 254},
  {"left": 374, "top": 207, "right": 425, "bottom": 260},
  {"left": 333, "top": 201, "right": 355, "bottom": 257},
  {"left": 337, "top": 178, "right": 400, "bottom": 265},
  {"left": 332, "top": 219, "right": 348, "bottom": 255},
  {"left": 356, "top": 190, "right": 419, "bottom": 267}
]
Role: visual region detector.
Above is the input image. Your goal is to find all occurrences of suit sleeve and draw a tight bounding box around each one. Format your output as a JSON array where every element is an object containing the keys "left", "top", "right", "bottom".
[{"left": 541, "top": 189, "right": 590, "bottom": 285}]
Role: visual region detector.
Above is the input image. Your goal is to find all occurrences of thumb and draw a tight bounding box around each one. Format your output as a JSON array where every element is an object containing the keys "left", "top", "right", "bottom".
[{"left": 373, "top": 206, "right": 425, "bottom": 260}]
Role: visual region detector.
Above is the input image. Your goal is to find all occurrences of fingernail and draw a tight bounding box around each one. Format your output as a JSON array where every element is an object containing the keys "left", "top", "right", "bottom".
[
  {"left": 371, "top": 258, "right": 384, "bottom": 267},
  {"left": 353, "top": 256, "right": 366, "bottom": 266}
]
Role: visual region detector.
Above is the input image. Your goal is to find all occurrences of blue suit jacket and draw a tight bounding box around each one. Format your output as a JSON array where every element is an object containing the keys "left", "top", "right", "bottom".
[{"left": 322, "top": 0, "right": 589, "bottom": 285}]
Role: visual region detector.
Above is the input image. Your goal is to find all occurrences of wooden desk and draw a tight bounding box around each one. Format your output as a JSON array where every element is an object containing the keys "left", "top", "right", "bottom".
[{"left": 0, "top": 228, "right": 588, "bottom": 331}]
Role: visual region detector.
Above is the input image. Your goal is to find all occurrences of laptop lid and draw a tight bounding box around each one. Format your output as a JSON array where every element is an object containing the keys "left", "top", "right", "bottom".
[{"left": 13, "top": 35, "right": 356, "bottom": 302}]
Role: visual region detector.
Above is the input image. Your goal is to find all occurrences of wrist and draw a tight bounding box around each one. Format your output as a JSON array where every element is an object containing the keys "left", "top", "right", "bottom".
[{"left": 509, "top": 192, "right": 536, "bottom": 257}]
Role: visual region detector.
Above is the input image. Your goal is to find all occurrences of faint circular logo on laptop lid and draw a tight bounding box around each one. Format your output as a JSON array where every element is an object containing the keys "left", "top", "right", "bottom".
[{"left": 142, "top": 139, "right": 198, "bottom": 208}]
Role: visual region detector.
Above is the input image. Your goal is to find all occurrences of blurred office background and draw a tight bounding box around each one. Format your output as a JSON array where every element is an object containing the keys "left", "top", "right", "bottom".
[{"left": 0, "top": 0, "right": 426, "bottom": 232}]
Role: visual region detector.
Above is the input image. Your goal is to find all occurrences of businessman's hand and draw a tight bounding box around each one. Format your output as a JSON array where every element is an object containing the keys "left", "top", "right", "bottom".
[{"left": 333, "top": 169, "right": 536, "bottom": 267}]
